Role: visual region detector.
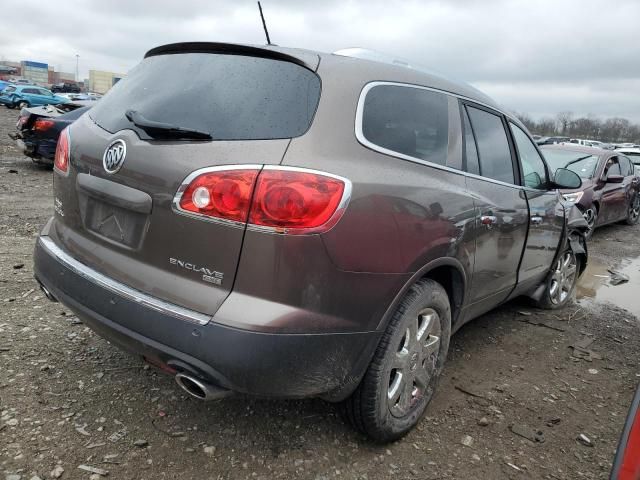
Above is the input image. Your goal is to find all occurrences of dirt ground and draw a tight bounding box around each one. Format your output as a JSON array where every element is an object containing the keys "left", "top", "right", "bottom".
[{"left": 0, "top": 105, "right": 638, "bottom": 480}]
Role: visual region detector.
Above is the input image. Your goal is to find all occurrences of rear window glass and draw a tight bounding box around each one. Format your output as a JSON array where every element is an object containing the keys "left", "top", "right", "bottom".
[
  {"left": 89, "top": 53, "right": 321, "bottom": 140},
  {"left": 466, "top": 106, "right": 515, "bottom": 184},
  {"left": 360, "top": 84, "right": 449, "bottom": 166}
]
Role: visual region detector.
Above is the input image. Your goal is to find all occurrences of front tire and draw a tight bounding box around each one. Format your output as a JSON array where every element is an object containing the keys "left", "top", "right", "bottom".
[
  {"left": 341, "top": 279, "right": 451, "bottom": 442},
  {"left": 17, "top": 101, "right": 29, "bottom": 110},
  {"left": 625, "top": 195, "right": 640, "bottom": 225},
  {"left": 535, "top": 249, "right": 581, "bottom": 310}
]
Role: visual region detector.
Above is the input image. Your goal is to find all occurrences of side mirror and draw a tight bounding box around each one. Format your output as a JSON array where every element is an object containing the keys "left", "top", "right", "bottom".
[
  {"left": 554, "top": 168, "right": 582, "bottom": 189},
  {"left": 606, "top": 175, "right": 624, "bottom": 184}
]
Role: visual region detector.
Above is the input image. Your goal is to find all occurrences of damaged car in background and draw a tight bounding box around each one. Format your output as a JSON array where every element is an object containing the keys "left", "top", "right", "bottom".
[
  {"left": 34, "top": 42, "right": 590, "bottom": 442},
  {"left": 542, "top": 144, "right": 640, "bottom": 238},
  {"left": 9, "top": 102, "right": 92, "bottom": 167}
]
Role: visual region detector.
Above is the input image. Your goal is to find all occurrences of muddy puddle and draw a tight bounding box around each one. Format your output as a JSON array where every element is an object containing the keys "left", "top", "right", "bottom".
[{"left": 576, "top": 254, "right": 640, "bottom": 319}]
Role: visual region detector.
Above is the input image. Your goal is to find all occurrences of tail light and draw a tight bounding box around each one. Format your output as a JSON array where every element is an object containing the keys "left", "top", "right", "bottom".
[
  {"left": 175, "top": 166, "right": 350, "bottom": 234},
  {"left": 178, "top": 168, "right": 259, "bottom": 223},
  {"left": 34, "top": 118, "right": 55, "bottom": 132},
  {"left": 54, "top": 128, "right": 70, "bottom": 175},
  {"left": 613, "top": 385, "right": 640, "bottom": 479}
]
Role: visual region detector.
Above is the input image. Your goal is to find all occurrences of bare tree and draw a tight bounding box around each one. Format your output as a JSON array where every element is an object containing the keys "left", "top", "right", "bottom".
[{"left": 555, "top": 111, "right": 573, "bottom": 136}]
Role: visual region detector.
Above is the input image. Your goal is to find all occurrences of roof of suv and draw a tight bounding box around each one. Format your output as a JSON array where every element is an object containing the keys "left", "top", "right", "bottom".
[{"left": 145, "top": 42, "right": 502, "bottom": 112}]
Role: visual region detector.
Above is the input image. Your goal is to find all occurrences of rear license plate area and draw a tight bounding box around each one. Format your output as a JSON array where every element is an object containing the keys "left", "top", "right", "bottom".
[{"left": 78, "top": 195, "right": 148, "bottom": 249}]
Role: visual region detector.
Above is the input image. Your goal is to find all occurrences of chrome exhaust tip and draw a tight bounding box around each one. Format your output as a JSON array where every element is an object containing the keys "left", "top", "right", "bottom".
[
  {"left": 38, "top": 282, "right": 58, "bottom": 302},
  {"left": 175, "top": 372, "right": 232, "bottom": 401}
]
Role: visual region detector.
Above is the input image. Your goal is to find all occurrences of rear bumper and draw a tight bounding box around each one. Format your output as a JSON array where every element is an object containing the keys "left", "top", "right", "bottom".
[
  {"left": 34, "top": 232, "right": 380, "bottom": 399},
  {"left": 12, "top": 132, "right": 56, "bottom": 161}
]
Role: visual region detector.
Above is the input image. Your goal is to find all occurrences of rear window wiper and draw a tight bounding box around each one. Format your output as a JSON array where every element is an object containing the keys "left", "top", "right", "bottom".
[{"left": 125, "top": 110, "right": 212, "bottom": 140}]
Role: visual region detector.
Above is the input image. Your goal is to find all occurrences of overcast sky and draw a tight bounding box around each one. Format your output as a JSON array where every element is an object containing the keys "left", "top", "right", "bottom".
[{"left": 1, "top": 0, "right": 639, "bottom": 122}]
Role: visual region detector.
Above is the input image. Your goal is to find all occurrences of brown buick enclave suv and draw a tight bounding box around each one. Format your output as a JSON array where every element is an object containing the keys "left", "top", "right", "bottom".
[{"left": 34, "top": 42, "right": 588, "bottom": 442}]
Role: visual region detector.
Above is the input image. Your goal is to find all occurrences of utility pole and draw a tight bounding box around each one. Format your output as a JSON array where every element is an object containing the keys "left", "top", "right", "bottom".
[{"left": 75, "top": 54, "right": 79, "bottom": 82}]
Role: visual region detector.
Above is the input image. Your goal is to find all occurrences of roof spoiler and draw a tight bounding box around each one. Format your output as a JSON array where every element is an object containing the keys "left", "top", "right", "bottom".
[{"left": 144, "top": 42, "right": 319, "bottom": 71}]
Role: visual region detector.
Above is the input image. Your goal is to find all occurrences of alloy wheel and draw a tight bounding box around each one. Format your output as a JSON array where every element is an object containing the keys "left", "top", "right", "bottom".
[
  {"left": 549, "top": 251, "right": 577, "bottom": 305},
  {"left": 583, "top": 208, "right": 596, "bottom": 233},
  {"left": 387, "top": 308, "right": 441, "bottom": 418},
  {"left": 630, "top": 197, "right": 640, "bottom": 222}
]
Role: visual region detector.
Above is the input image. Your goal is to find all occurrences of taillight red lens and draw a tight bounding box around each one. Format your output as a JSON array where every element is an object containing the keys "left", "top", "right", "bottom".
[
  {"left": 249, "top": 169, "right": 346, "bottom": 231},
  {"left": 34, "top": 119, "right": 55, "bottom": 132},
  {"left": 176, "top": 166, "right": 349, "bottom": 233},
  {"left": 54, "top": 128, "right": 69, "bottom": 174},
  {"left": 179, "top": 169, "right": 259, "bottom": 223},
  {"left": 619, "top": 401, "right": 640, "bottom": 479}
]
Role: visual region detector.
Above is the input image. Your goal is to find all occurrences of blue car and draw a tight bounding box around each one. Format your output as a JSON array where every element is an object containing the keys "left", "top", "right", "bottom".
[{"left": 0, "top": 85, "right": 69, "bottom": 109}]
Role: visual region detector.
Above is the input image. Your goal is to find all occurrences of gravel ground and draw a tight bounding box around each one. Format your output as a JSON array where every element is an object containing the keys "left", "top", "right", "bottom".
[{"left": 1, "top": 105, "right": 639, "bottom": 480}]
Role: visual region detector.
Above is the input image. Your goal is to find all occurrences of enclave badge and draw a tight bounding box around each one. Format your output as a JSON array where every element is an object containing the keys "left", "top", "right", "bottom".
[
  {"left": 169, "top": 257, "right": 224, "bottom": 286},
  {"left": 103, "top": 139, "right": 127, "bottom": 174}
]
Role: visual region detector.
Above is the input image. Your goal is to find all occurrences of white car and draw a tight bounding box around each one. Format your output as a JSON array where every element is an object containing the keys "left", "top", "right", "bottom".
[{"left": 616, "top": 147, "right": 640, "bottom": 174}]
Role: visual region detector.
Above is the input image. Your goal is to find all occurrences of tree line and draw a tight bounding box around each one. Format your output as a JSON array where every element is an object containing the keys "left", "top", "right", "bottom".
[{"left": 515, "top": 112, "right": 640, "bottom": 144}]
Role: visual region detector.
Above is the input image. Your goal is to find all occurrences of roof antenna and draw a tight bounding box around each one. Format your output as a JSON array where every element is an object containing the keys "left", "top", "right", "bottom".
[{"left": 257, "top": 2, "right": 272, "bottom": 45}]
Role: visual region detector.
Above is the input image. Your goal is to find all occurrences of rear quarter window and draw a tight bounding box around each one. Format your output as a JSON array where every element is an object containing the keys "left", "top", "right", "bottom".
[
  {"left": 359, "top": 84, "right": 449, "bottom": 166},
  {"left": 89, "top": 53, "right": 321, "bottom": 141}
]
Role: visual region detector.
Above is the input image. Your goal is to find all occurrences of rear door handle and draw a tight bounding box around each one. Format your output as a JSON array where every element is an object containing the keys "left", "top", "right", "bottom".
[{"left": 531, "top": 216, "right": 544, "bottom": 226}]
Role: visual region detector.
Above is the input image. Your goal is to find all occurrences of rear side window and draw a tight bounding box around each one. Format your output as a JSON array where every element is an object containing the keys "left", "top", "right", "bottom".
[
  {"left": 619, "top": 156, "right": 633, "bottom": 176},
  {"left": 360, "top": 84, "right": 449, "bottom": 166},
  {"left": 89, "top": 53, "right": 321, "bottom": 140},
  {"left": 466, "top": 106, "right": 515, "bottom": 184}
]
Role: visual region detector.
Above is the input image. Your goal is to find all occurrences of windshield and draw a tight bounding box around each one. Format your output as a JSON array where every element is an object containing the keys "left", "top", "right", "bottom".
[
  {"left": 542, "top": 149, "right": 600, "bottom": 178},
  {"left": 89, "top": 53, "right": 321, "bottom": 141}
]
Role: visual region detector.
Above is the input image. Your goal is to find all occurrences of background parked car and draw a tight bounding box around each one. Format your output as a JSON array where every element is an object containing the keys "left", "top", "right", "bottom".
[
  {"left": 0, "top": 85, "right": 69, "bottom": 109},
  {"left": 9, "top": 103, "right": 91, "bottom": 167},
  {"left": 536, "top": 136, "right": 570, "bottom": 145},
  {"left": 542, "top": 144, "right": 640, "bottom": 237},
  {"left": 610, "top": 384, "right": 640, "bottom": 479},
  {"left": 616, "top": 147, "right": 640, "bottom": 174},
  {"left": 51, "top": 82, "right": 81, "bottom": 94}
]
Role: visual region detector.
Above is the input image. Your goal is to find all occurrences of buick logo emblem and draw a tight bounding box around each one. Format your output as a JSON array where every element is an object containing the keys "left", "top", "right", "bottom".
[{"left": 103, "top": 139, "right": 127, "bottom": 174}]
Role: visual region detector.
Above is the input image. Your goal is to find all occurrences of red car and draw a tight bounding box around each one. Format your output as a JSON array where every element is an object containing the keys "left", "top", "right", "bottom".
[
  {"left": 611, "top": 384, "right": 640, "bottom": 479},
  {"left": 542, "top": 145, "right": 640, "bottom": 238}
]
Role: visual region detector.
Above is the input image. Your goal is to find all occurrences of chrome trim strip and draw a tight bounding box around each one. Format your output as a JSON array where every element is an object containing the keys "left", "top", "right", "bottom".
[
  {"left": 38, "top": 236, "right": 211, "bottom": 326},
  {"left": 354, "top": 81, "right": 527, "bottom": 191},
  {"left": 171, "top": 164, "right": 264, "bottom": 228}
]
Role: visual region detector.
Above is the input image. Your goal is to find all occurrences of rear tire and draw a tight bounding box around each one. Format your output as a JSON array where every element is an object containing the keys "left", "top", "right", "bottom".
[
  {"left": 625, "top": 195, "right": 640, "bottom": 225},
  {"left": 535, "top": 249, "right": 581, "bottom": 310},
  {"left": 340, "top": 279, "right": 451, "bottom": 442}
]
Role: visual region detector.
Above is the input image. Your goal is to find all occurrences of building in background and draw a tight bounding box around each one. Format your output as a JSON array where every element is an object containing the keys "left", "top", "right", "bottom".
[
  {"left": 21, "top": 61, "right": 49, "bottom": 85},
  {"left": 89, "top": 70, "right": 125, "bottom": 94}
]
